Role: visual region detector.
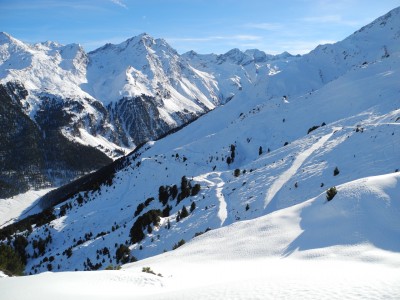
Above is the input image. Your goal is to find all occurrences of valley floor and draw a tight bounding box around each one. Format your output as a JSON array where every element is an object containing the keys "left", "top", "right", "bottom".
[{"left": 0, "top": 188, "right": 53, "bottom": 228}]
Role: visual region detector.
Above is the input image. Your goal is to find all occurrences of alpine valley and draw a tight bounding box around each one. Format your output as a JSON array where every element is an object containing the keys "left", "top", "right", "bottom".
[{"left": 0, "top": 7, "right": 400, "bottom": 300}]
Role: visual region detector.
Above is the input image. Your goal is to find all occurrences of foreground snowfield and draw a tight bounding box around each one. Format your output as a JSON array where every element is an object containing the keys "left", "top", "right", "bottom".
[
  {"left": 2, "top": 259, "right": 399, "bottom": 300},
  {"left": 2, "top": 173, "right": 400, "bottom": 299}
]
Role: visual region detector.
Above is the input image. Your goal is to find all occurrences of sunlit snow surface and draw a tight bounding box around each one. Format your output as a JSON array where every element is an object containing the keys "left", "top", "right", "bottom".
[
  {"left": 2, "top": 173, "right": 400, "bottom": 299},
  {"left": 1, "top": 260, "right": 399, "bottom": 299}
]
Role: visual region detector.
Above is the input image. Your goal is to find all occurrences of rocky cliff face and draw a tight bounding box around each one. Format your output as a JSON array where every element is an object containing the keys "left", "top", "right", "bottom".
[
  {"left": 0, "top": 82, "right": 46, "bottom": 197},
  {"left": 0, "top": 82, "right": 113, "bottom": 198}
]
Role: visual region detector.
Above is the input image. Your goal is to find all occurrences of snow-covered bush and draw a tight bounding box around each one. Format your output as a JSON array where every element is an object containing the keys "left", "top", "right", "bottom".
[{"left": 326, "top": 187, "right": 337, "bottom": 201}]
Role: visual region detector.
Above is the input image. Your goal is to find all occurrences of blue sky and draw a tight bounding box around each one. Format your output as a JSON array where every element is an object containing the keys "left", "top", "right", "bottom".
[{"left": 0, "top": 0, "right": 398, "bottom": 55}]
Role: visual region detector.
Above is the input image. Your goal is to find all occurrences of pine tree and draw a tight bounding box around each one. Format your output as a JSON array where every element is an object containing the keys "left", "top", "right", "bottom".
[
  {"left": 167, "top": 219, "right": 171, "bottom": 229},
  {"left": 172, "top": 239, "right": 186, "bottom": 250},
  {"left": 0, "top": 243, "right": 25, "bottom": 275},
  {"left": 333, "top": 167, "right": 340, "bottom": 176},
  {"left": 162, "top": 205, "right": 171, "bottom": 217},
  {"left": 190, "top": 201, "right": 196, "bottom": 213},
  {"left": 234, "top": 169, "right": 241, "bottom": 177},
  {"left": 191, "top": 184, "right": 201, "bottom": 196},
  {"left": 158, "top": 186, "right": 169, "bottom": 205},
  {"left": 180, "top": 176, "right": 191, "bottom": 199},
  {"left": 181, "top": 176, "right": 188, "bottom": 191},
  {"left": 180, "top": 206, "right": 189, "bottom": 219},
  {"left": 116, "top": 244, "right": 130, "bottom": 264},
  {"left": 230, "top": 144, "right": 236, "bottom": 161},
  {"left": 13, "top": 235, "right": 28, "bottom": 264},
  {"left": 77, "top": 194, "right": 84, "bottom": 205},
  {"left": 171, "top": 185, "right": 178, "bottom": 199}
]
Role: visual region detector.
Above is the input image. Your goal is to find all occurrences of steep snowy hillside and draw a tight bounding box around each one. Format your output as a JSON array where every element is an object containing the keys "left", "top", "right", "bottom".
[
  {"left": 231, "top": 5, "right": 400, "bottom": 101},
  {"left": 1, "top": 173, "right": 400, "bottom": 299},
  {"left": 0, "top": 7, "right": 399, "bottom": 280}
]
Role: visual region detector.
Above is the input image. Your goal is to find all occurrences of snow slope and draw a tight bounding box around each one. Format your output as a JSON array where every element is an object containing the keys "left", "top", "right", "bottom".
[
  {"left": 1, "top": 173, "right": 400, "bottom": 299},
  {"left": 0, "top": 9, "right": 399, "bottom": 297}
]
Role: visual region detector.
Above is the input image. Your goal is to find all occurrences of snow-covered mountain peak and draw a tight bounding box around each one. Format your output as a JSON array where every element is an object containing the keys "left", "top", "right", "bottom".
[
  {"left": 309, "top": 5, "right": 400, "bottom": 64},
  {"left": 0, "top": 32, "right": 29, "bottom": 48},
  {"left": 221, "top": 48, "right": 251, "bottom": 65},
  {"left": 108, "top": 33, "right": 174, "bottom": 58},
  {"left": 0, "top": 32, "right": 29, "bottom": 52},
  {"left": 183, "top": 50, "right": 198, "bottom": 58},
  {"left": 274, "top": 51, "right": 295, "bottom": 59},
  {"left": 55, "top": 43, "right": 85, "bottom": 60},
  {"left": 120, "top": 33, "right": 156, "bottom": 51},
  {"left": 344, "top": 6, "right": 400, "bottom": 54},
  {"left": 132, "top": 32, "right": 151, "bottom": 40},
  {"left": 33, "top": 40, "right": 63, "bottom": 52},
  {"left": 119, "top": 34, "right": 178, "bottom": 59},
  {"left": 260, "top": 6, "right": 400, "bottom": 100},
  {"left": 244, "top": 48, "right": 270, "bottom": 62},
  {"left": 85, "top": 32, "right": 221, "bottom": 113},
  {"left": 0, "top": 32, "right": 13, "bottom": 43},
  {"left": 355, "top": 6, "right": 400, "bottom": 35}
]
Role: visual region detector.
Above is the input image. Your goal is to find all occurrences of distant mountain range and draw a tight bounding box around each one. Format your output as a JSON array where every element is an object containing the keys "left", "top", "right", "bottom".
[
  {"left": 0, "top": 6, "right": 399, "bottom": 278},
  {"left": 0, "top": 29, "right": 300, "bottom": 198}
]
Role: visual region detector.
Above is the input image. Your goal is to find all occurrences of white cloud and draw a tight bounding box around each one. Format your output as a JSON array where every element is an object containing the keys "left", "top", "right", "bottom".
[
  {"left": 1, "top": 1, "right": 104, "bottom": 11},
  {"left": 245, "top": 22, "right": 284, "bottom": 31},
  {"left": 168, "top": 35, "right": 262, "bottom": 43},
  {"left": 233, "top": 35, "right": 263, "bottom": 41},
  {"left": 301, "top": 15, "right": 363, "bottom": 26},
  {"left": 312, "top": 0, "right": 359, "bottom": 13},
  {"left": 277, "top": 39, "right": 337, "bottom": 55},
  {"left": 110, "top": 0, "right": 127, "bottom": 9}
]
